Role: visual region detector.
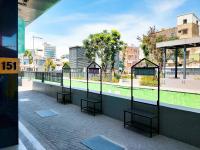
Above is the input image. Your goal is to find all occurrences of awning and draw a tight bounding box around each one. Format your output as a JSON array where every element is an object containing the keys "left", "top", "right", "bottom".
[
  {"left": 18, "top": 0, "right": 60, "bottom": 25},
  {"left": 156, "top": 37, "right": 200, "bottom": 49}
]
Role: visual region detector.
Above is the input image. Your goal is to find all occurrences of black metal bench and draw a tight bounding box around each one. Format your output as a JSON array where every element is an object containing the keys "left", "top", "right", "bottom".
[
  {"left": 123, "top": 58, "right": 160, "bottom": 137},
  {"left": 124, "top": 108, "right": 158, "bottom": 137},
  {"left": 80, "top": 61, "right": 102, "bottom": 116},
  {"left": 57, "top": 67, "right": 72, "bottom": 104},
  {"left": 57, "top": 91, "right": 71, "bottom": 104},
  {"left": 81, "top": 98, "right": 102, "bottom": 116}
]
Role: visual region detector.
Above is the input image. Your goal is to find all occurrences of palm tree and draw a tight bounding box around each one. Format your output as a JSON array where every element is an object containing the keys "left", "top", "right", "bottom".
[
  {"left": 44, "top": 58, "right": 56, "bottom": 71},
  {"left": 23, "top": 50, "right": 33, "bottom": 64}
]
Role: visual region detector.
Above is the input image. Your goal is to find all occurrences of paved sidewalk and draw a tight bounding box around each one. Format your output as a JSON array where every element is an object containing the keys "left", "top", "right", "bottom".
[{"left": 18, "top": 88, "right": 199, "bottom": 150}]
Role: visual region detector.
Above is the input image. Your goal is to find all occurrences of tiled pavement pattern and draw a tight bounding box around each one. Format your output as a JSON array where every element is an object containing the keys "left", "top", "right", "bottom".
[{"left": 18, "top": 88, "right": 199, "bottom": 150}]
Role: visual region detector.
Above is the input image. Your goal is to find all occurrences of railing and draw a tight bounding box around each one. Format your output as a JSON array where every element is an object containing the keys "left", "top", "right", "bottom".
[
  {"left": 164, "top": 68, "right": 200, "bottom": 75},
  {"left": 20, "top": 70, "right": 113, "bottom": 86},
  {"left": 20, "top": 71, "right": 62, "bottom": 83}
]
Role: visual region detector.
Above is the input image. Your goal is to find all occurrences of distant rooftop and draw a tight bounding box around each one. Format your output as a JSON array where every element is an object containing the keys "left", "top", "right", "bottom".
[
  {"left": 69, "top": 46, "right": 82, "bottom": 49},
  {"left": 177, "top": 13, "right": 200, "bottom": 21}
]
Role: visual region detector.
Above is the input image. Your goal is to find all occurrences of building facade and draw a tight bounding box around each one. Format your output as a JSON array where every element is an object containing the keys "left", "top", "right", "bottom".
[
  {"left": 123, "top": 45, "right": 139, "bottom": 73},
  {"left": 177, "top": 13, "right": 200, "bottom": 39},
  {"left": 157, "top": 13, "right": 200, "bottom": 67},
  {"left": 69, "top": 46, "right": 90, "bottom": 69},
  {"left": 44, "top": 42, "right": 56, "bottom": 59},
  {"left": 19, "top": 53, "right": 46, "bottom": 72},
  {"left": 157, "top": 13, "right": 200, "bottom": 39}
]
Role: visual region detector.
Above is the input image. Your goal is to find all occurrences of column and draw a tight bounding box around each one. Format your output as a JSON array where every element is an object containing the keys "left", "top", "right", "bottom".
[
  {"left": 0, "top": 1, "right": 18, "bottom": 148},
  {"left": 163, "top": 48, "right": 166, "bottom": 78},
  {"left": 0, "top": 33, "right": 2, "bottom": 46},
  {"left": 175, "top": 48, "right": 178, "bottom": 78},
  {"left": 183, "top": 45, "right": 187, "bottom": 79}
]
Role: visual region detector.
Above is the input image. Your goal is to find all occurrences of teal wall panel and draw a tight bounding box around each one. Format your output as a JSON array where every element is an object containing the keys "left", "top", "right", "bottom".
[{"left": 18, "top": 17, "right": 25, "bottom": 54}]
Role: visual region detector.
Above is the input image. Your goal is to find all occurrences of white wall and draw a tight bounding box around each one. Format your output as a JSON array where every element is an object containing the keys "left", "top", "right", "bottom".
[{"left": 177, "top": 13, "right": 200, "bottom": 25}]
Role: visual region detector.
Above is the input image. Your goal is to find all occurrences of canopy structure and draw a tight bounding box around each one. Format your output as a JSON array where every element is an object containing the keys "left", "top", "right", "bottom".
[
  {"left": 18, "top": 0, "right": 60, "bottom": 53},
  {"left": 18, "top": 0, "right": 60, "bottom": 25},
  {"left": 156, "top": 37, "right": 200, "bottom": 79}
]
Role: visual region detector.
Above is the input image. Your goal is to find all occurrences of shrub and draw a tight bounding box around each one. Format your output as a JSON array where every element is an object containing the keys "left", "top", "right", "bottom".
[
  {"left": 121, "top": 74, "right": 132, "bottom": 79},
  {"left": 194, "top": 76, "right": 200, "bottom": 80},
  {"left": 90, "top": 76, "right": 100, "bottom": 81},
  {"left": 139, "top": 76, "right": 158, "bottom": 87},
  {"left": 73, "top": 76, "right": 85, "bottom": 80},
  {"left": 112, "top": 77, "right": 120, "bottom": 83},
  {"left": 114, "top": 72, "right": 121, "bottom": 80}
]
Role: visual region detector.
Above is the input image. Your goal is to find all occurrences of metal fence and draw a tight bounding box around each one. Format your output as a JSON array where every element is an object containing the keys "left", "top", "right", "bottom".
[
  {"left": 165, "top": 68, "right": 200, "bottom": 75},
  {"left": 20, "top": 69, "right": 113, "bottom": 84},
  {"left": 21, "top": 71, "right": 62, "bottom": 83}
]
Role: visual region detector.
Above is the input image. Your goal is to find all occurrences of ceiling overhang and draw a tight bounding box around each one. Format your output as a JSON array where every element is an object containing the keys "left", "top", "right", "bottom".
[{"left": 18, "top": 0, "right": 60, "bottom": 26}]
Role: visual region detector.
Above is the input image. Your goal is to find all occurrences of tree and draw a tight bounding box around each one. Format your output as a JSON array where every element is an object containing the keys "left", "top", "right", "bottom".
[
  {"left": 83, "top": 30, "right": 125, "bottom": 73},
  {"left": 23, "top": 49, "right": 33, "bottom": 64},
  {"left": 137, "top": 26, "right": 160, "bottom": 64},
  {"left": 110, "top": 30, "right": 125, "bottom": 72},
  {"left": 83, "top": 30, "right": 111, "bottom": 73},
  {"left": 63, "top": 61, "right": 70, "bottom": 68},
  {"left": 44, "top": 58, "right": 56, "bottom": 71},
  {"left": 137, "top": 26, "right": 180, "bottom": 66}
]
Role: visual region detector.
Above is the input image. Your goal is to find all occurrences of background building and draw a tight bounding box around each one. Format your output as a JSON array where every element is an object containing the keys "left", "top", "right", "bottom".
[
  {"left": 123, "top": 45, "right": 139, "bottom": 73},
  {"left": 61, "top": 54, "right": 69, "bottom": 60},
  {"left": 44, "top": 42, "right": 56, "bottom": 59},
  {"left": 69, "top": 46, "right": 90, "bottom": 69},
  {"left": 157, "top": 13, "right": 200, "bottom": 39},
  {"left": 177, "top": 13, "right": 199, "bottom": 39},
  {"left": 19, "top": 53, "right": 46, "bottom": 72},
  {"left": 156, "top": 13, "right": 200, "bottom": 67}
]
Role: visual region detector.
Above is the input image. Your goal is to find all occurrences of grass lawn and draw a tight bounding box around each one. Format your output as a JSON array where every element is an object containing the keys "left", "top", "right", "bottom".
[{"left": 63, "top": 79, "right": 200, "bottom": 110}]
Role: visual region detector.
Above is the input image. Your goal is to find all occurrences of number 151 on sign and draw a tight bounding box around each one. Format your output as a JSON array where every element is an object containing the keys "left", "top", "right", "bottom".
[{"left": 0, "top": 58, "right": 19, "bottom": 74}]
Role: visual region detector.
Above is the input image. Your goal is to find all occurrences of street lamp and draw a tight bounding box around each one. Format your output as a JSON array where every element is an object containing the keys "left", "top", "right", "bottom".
[
  {"left": 32, "top": 36, "right": 43, "bottom": 71},
  {"left": 32, "top": 36, "right": 43, "bottom": 52}
]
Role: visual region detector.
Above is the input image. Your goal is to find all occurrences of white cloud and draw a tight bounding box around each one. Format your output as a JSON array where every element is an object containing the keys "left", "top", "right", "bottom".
[
  {"left": 46, "top": 13, "right": 89, "bottom": 24},
  {"left": 25, "top": 13, "right": 159, "bottom": 58},
  {"left": 147, "top": 0, "right": 187, "bottom": 13}
]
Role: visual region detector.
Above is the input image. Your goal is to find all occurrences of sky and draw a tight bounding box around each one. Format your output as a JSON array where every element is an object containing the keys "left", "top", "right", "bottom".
[{"left": 25, "top": 0, "right": 200, "bottom": 58}]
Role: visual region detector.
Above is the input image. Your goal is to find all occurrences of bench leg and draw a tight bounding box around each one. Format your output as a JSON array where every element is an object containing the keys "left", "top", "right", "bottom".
[
  {"left": 150, "top": 118, "right": 153, "bottom": 138},
  {"left": 64, "top": 95, "right": 66, "bottom": 104},
  {"left": 124, "top": 111, "right": 126, "bottom": 128},
  {"left": 93, "top": 103, "right": 95, "bottom": 116},
  {"left": 62, "top": 94, "right": 64, "bottom": 104},
  {"left": 81, "top": 100, "right": 83, "bottom": 112}
]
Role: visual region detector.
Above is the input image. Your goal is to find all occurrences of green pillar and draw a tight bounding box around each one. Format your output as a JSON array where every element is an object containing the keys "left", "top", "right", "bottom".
[{"left": 18, "top": 17, "right": 25, "bottom": 54}]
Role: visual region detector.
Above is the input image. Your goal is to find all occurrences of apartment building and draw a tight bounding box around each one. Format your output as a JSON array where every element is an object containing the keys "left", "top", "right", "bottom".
[
  {"left": 19, "top": 53, "right": 45, "bottom": 71},
  {"left": 177, "top": 13, "right": 199, "bottom": 39},
  {"left": 156, "top": 13, "right": 200, "bottom": 67},
  {"left": 123, "top": 45, "right": 139, "bottom": 73},
  {"left": 69, "top": 46, "right": 90, "bottom": 69},
  {"left": 157, "top": 13, "right": 200, "bottom": 39},
  {"left": 44, "top": 42, "right": 56, "bottom": 59}
]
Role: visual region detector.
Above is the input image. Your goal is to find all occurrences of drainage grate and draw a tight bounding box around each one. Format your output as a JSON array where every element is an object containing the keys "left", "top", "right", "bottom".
[{"left": 36, "top": 109, "right": 58, "bottom": 118}]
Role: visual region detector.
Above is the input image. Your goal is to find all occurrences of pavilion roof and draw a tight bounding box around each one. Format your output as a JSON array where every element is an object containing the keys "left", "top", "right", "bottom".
[{"left": 156, "top": 37, "right": 200, "bottom": 49}]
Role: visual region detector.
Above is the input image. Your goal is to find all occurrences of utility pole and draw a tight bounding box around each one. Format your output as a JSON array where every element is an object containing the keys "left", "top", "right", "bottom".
[{"left": 32, "top": 36, "right": 43, "bottom": 71}]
